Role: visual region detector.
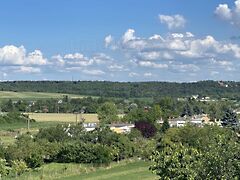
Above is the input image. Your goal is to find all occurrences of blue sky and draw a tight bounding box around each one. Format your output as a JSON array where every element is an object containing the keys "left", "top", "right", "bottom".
[{"left": 1, "top": 0, "right": 240, "bottom": 81}]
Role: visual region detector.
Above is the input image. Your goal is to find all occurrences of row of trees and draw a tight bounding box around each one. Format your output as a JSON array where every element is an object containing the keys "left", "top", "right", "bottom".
[
  {"left": 0, "top": 97, "right": 152, "bottom": 114},
  {"left": 1, "top": 95, "right": 238, "bottom": 125},
  {"left": 1, "top": 80, "right": 240, "bottom": 99},
  {"left": 0, "top": 112, "right": 35, "bottom": 124}
]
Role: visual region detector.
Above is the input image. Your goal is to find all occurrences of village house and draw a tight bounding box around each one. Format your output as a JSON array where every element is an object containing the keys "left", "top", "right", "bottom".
[
  {"left": 110, "top": 123, "right": 135, "bottom": 134},
  {"left": 83, "top": 123, "right": 98, "bottom": 131},
  {"left": 157, "top": 114, "right": 211, "bottom": 127},
  {"left": 82, "top": 122, "right": 135, "bottom": 134}
]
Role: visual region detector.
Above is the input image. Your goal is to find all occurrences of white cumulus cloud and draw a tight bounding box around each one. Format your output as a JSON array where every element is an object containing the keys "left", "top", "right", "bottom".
[
  {"left": 122, "top": 29, "right": 136, "bottom": 43},
  {"left": 0, "top": 45, "right": 47, "bottom": 65},
  {"left": 104, "top": 35, "right": 113, "bottom": 47},
  {"left": 143, "top": 72, "right": 153, "bottom": 77},
  {"left": 82, "top": 69, "right": 105, "bottom": 75},
  {"left": 159, "top": 14, "right": 186, "bottom": 29},
  {"left": 215, "top": 0, "right": 240, "bottom": 27},
  {"left": 15, "top": 66, "right": 41, "bottom": 73}
]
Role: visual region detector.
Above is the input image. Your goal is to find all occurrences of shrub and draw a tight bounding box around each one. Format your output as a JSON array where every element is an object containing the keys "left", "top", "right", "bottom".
[
  {"left": 25, "top": 153, "right": 44, "bottom": 169},
  {"left": 11, "top": 160, "right": 28, "bottom": 177},
  {"left": 135, "top": 121, "right": 157, "bottom": 138},
  {"left": 0, "top": 158, "right": 10, "bottom": 177},
  {"left": 55, "top": 142, "right": 113, "bottom": 165}
]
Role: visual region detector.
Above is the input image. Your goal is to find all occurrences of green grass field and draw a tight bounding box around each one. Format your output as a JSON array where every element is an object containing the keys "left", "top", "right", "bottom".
[
  {"left": 28, "top": 113, "right": 99, "bottom": 123},
  {"left": 7, "top": 160, "right": 156, "bottom": 180},
  {"left": 62, "top": 161, "right": 156, "bottom": 180},
  {"left": 0, "top": 91, "right": 89, "bottom": 100}
]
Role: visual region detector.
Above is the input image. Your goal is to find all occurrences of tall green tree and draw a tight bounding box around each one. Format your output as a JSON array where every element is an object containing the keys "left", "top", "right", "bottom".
[
  {"left": 160, "top": 119, "right": 170, "bottom": 133},
  {"left": 150, "top": 143, "right": 201, "bottom": 179},
  {"left": 148, "top": 105, "right": 162, "bottom": 123},
  {"left": 221, "top": 109, "right": 239, "bottom": 128},
  {"left": 181, "top": 103, "right": 193, "bottom": 117},
  {"left": 97, "top": 102, "right": 118, "bottom": 125},
  {"left": 151, "top": 125, "right": 240, "bottom": 179}
]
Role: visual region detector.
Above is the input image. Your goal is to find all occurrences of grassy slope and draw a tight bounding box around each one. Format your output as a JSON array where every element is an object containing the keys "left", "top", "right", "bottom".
[
  {"left": 0, "top": 91, "right": 89, "bottom": 100},
  {"left": 9, "top": 160, "right": 156, "bottom": 180},
  {"left": 61, "top": 161, "right": 156, "bottom": 180}
]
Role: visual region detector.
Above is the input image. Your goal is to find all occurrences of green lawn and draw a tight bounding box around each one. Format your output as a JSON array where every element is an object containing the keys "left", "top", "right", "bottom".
[
  {"left": 7, "top": 160, "right": 156, "bottom": 180},
  {"left": 60, "top": 161, "right": 156, "bottom": 180}
]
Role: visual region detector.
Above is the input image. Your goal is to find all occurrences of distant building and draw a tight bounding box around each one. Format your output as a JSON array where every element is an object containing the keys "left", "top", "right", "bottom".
[
  {"left": 169, "top": 117, "right": 186, "bottom": 127},
  {"left": 82, "top": 122, "right": 135, "bottom": 133},
  {"left": 177, "top": 97, "right": 187, "bottom": 102},
  {"left": 191, "top": 95, "right": 199, "bottom": 100},
  {"left": 83, "top": 123, "right": 98, "bottom": 131},
  {"left": 110, "top": 123, "right": 135, "bottom": 134},
  {"left": 234, "top": 108, "right": 240, "bottom": 115},
  {"left": 157, "top": 114, "right": 211, "bottom": 128}
]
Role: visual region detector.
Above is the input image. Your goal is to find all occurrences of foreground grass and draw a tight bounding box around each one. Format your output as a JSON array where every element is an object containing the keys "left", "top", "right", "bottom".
[
  {"left": 6, "top": 160, "right": 156, "bottom": 180},
  {"left": 61, "top": 161, "right": 156, "bottom": 180}
]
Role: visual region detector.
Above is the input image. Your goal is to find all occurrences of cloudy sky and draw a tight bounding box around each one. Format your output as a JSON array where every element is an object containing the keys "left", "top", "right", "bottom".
[{"left": 1, "top": 0, "right": 240, "bottom": 82}]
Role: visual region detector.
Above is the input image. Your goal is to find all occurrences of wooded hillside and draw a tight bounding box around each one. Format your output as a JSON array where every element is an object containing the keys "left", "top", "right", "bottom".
[{"left": 0, "top": 81, "right": 239, "bottom": 98}]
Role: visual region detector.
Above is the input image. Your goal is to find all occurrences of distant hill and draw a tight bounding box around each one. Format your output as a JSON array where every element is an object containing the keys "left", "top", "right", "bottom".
[{"left": 0, "top": 81, "right": 239, "bottom": 99}]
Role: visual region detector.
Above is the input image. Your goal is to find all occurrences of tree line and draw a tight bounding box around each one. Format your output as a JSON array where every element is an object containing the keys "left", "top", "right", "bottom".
[{"left": 1, "top": 80, "right": 240, "bottom": 99}]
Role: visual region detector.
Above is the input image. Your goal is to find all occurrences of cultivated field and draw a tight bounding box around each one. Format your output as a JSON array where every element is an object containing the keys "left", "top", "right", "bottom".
[
  {"left": 0, "top": 91, "right": 89, "bottom": 100},
  {"left": 28, "top": 113, "right": 99, "bottom": 123}
]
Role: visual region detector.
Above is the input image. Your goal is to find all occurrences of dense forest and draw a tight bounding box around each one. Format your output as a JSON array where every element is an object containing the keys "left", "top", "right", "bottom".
[{"left": 0, "top": 81, "right": 240, "bottom": 99}]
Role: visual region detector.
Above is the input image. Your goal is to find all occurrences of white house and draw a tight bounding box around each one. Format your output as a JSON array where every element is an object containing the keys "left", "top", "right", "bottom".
[{"left": 83, "top": 123, "right": 98, "bottom": 131}]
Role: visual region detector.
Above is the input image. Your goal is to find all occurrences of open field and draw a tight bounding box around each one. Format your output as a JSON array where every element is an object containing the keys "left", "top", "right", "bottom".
[
  {"left": 0, "top": 91, "right": 91, "bottom": 100},
  {"left": 62, "top": 161, "right": 156, "bottom": 180},
  {"left": 28, "top": 113, "right": 99, "bottom": 123},
  {"left": 5, "top": 160, "right": 156, "bottom": 180},
  {"left": 0, "top": 121, "right": 61, "bottom": 131}
]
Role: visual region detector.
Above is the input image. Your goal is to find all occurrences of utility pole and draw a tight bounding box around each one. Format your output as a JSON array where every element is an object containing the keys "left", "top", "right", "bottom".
[
  {"left": 57, "top": 100, "right": 62, "bottom": 114},
  {"left": 27, "top": 118, "right": 30, "bottom": 132},
  {"left": 80, "top": 107, "right": 85, "bottom": 123},
  {"left": 27, "top": 104, "right": 32, "bottom": 132},
  {"left": 75, "top": 112, "right": 78, "bottom": 125}
]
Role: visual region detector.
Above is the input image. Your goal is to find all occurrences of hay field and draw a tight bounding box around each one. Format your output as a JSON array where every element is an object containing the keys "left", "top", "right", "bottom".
[{"left": 28, "top": 113, "right": 99, "bottom": 123}]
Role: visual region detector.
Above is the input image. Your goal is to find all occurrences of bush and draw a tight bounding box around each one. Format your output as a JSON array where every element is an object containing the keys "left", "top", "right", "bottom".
[
  {"left": 151, "top": 125, "right": 240, "bottom": 179},
  {"left": 55, "top": 142, "right": 113, "bottom": 165},
  {"left": 5, "top": 134, "right": 44, "bottom": 169},
  {"left": 10, "top": 160, "right": 28, "bottom": 177},
  {"left": 25, "top": 153, "right": 44, "bottom": 169},
  {"left": 135, "top": 121, "right": 157, "bottom": 138},
  {"left": 0, "top": 158, "right": 10, "bottom": 177},
  {"left": 0, "top": 112, "right": 35, "bottom": 124}
]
